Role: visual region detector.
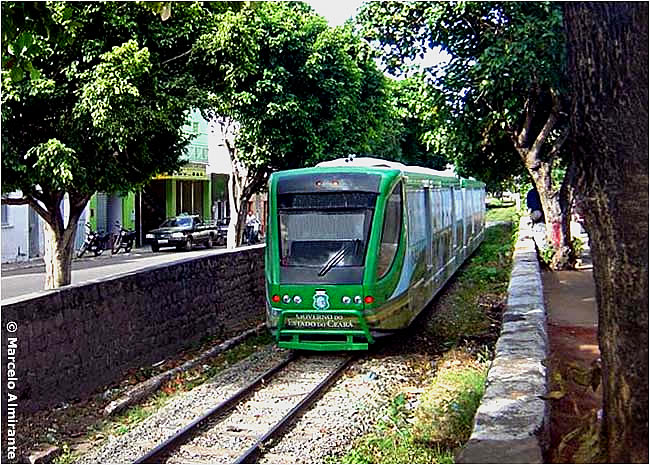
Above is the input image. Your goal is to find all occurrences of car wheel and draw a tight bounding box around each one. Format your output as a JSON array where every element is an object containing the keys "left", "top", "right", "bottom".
[
  {"left": 151, "top": 243, "right": 159, "bottom": 252},
  {"left": 124, "top": 241, "right": 133, "bottom": 253},
  {"left": 184, "top": 237, "right": 193, "bottom": 251}
]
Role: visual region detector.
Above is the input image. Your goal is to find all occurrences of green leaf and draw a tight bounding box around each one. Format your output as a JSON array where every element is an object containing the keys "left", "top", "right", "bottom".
[{"left": 9, "top": 66, "right": 23, "bottom": 81}]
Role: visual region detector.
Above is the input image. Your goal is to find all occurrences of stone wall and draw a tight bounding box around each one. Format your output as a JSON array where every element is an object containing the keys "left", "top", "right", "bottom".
[
  {"left": 1, "top": 246, "right": 266, "bottom": 413},
  {"left": 457, "top": 218, "right": 549, "bottom": 463}
]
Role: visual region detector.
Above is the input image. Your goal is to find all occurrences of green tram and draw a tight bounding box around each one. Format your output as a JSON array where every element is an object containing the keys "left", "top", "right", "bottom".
[{"left": 265, "top": 157, "right": 486, "bottom": 351}]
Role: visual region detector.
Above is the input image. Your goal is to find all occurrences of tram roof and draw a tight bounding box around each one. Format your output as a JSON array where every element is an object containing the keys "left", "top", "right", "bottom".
[{"left": 315, "top": 157, "right": 484, "bottom": 188}]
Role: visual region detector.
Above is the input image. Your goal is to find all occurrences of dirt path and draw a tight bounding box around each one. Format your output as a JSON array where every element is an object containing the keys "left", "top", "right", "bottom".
[{"left": 542, "top": 262, "right": 603, "bottom": 463}]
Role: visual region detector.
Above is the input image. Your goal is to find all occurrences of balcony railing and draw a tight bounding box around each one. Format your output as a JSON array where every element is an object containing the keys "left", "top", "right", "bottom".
[{"left": 181, "top": 144, "right": 209, "bottom": 163}]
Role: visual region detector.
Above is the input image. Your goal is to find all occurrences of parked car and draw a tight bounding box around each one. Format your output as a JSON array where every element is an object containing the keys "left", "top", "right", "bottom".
[{"left": 145, "top": 215, "right": 219, "bottom": 252}]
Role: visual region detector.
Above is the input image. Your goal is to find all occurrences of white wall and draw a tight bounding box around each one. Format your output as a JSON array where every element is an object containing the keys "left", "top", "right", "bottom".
[
  {"left": 1, "top": 192, "right": 87, "bottom": 263},
  {"left": 1, "top": 192, "right": 30, "bottom": 263},
  {"left": 207, "top": 120, "right": 234, "bottom": 176}
]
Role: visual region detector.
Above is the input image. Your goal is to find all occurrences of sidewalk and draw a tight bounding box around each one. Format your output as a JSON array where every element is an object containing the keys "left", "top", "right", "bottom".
[
  {"left": 542, "top": 235, "right": 601, "bottom": 463},
  {"left": 1, "top": 246, "right": 154, "bottom": 273}
]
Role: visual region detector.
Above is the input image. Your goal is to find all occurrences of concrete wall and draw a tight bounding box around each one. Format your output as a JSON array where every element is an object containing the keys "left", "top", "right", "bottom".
[
  {"left": 1, "top": 246, "right": 266, "bottom": 413},
  {"left": 457, "top": 217, "right": 549, "bottom": 463}
]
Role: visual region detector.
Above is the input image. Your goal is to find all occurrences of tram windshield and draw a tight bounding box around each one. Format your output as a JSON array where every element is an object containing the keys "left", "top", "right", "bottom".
[{"left": 279, "top": 210, "right": 373, "bottom": 271}]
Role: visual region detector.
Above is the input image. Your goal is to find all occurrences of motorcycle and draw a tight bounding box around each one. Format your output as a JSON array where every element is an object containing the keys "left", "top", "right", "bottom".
[
  {"left": 215, "top": 217, "right": 229, "bottom": 246},
  {"left": 111, "top": 221, "right": 136, "bottom": 254},
  {"left": 77, "top": 223, "right": 111, "bottom": 258}
]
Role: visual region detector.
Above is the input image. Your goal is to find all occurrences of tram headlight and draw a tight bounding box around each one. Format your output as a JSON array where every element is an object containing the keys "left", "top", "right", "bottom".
[
  {"left": 293, "top": 296, "right": 302, "bottom": 304},
  {"left": 354, "top": 296, "right": 362, "bottom": 304},
  {"left": 342, "top": 296, "right": 351, "bottom": 304},
  {"left": 282, "top": 295, "right": 291, "bottom": 304}
]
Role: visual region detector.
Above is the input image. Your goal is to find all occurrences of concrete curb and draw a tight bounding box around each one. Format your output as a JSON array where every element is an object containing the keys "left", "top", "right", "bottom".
[{"left": 457, "top": 217, "right": 549, "bottom": 463}]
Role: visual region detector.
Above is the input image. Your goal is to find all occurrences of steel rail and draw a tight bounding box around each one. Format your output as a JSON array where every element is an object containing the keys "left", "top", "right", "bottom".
[
  {"left": 133, "top": 351, "right": 298, "bottom": 464},
  {"left": 233, "top": 354, "right": 356, "bottom": 464}
]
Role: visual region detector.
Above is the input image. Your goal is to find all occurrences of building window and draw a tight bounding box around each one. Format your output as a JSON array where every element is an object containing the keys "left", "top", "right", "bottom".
[
  {"left": 176, "top": 181, "right": 204, "bottom": 216},
  {"left": 192, "top": 122, "right": 199, "bottom": 134},
  {"left": 1, "top": 203, "right": 10, "bottom": 226}
]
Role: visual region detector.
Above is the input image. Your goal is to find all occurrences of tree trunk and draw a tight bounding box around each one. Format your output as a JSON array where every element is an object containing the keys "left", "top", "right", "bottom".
[
  {"left": 512, "top": 88, "right": 574, "bottom": 269},
  {"left": 38, "top": 191, "right": 90, "bottom": 289},
  {"left": 528, "top": 165, "right": 574, "bottom": 269},
  {"left": 226, "top": 172, "right": 238, "bottom": 250},
  {"left": 236, "top": 197, "right": 248, "bottom": 245},
  {"left": 235, "top": 169, "right": 269, "bottom": 246},
  {"left": 43, "top": 221, "right": 76, "bottom": 289},
  {"left": 564, "top": 3, "right": 649, "bottom": 462}
]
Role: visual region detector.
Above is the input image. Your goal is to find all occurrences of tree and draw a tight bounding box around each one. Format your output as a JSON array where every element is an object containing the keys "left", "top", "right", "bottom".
[
  {"left": 386, "top": 76, "right": 449, "bottom": 170},
  {"left": 357, "top": 1, "right": 577, "bottom": 268},
  {"left": 564, "top": 3, "right": 648, "bottom": 462},
  {"left": 190, "top": 2, "right": 394, "bottom": 244},
  {"left": 1, "top": 2, "right": 214, "bottom": 288}
]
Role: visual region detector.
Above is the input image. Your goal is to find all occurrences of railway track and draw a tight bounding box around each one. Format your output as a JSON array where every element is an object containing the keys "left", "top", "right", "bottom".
[{"left": 133, "top": 352, "right": 355, "bottom": 464}]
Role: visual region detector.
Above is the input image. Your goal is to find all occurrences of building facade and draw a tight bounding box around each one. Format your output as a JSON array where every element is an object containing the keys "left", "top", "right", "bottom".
[{"left": 139, "top": 109, "right": 213, "bottom": 240}]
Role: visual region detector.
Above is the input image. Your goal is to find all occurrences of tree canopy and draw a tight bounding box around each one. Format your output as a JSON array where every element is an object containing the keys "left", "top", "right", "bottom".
[
  {"left": 1, "top": 2, "right": 218, "bottom": 198},
  {"left": 1, "top": 2, "right": 219, "bottom": 287},
  {"left": 384, "top": 75, "right": 449, "bottom": 170},
  {"left": 357, "top": 1, "right": 577, "bottom": 269},
  {"left": 357, "top": 1, "right": 567, "bottom": 189},
  {"left": 187, "top": 2, "right": 399, "bottom": 242},
  {"left": 190, "top": 2, "right": 395, "bottom": 192}
]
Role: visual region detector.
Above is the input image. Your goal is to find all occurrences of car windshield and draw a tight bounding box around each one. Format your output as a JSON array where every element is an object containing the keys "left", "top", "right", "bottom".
[
  {"left": 160, "top": 217, "right": 193, "bottom": 228},
  {"left": 279, "top": 210, "right": 371, "bottom": 270}
]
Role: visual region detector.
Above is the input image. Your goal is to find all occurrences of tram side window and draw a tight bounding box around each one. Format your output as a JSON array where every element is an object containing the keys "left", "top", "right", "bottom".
[{"left": 377, "top": 183, "right": 402, "bottom": 279}]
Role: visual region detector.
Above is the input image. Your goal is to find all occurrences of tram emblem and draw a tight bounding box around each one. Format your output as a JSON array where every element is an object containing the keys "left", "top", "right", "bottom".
[{"left": 313, "top": 290, "right": 330, "bottom": 311}]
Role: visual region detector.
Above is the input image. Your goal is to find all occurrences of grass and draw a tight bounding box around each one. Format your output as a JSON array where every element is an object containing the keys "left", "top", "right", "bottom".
[
  {"left": 485, "top": 204, "right": 518, "bottom": 223},
  {"left": 411, "top": 350, "right": 489, "bottom": 448},
  {"left": 53, "top": 444, "right": 78, "bottom": 464},
  {"left": 336, "top": 349, "right": 489, "bottom": 464},
  {"left": 429, "top": 223, "right": 515, "bottom": 347},
  {"left": 333, "top": 222, "right": 516, "bottom": 464}
]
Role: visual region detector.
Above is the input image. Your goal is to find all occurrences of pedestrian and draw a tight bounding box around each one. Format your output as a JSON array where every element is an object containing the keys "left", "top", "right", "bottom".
[
  {"left": 245, "top": 210, "right": 258, "bottom": 244},
  {"left": 526, "top": 187, "right": 547, "bottom": 250},
  {"left": 526, "top": 187, "right": 545, "bottom": 223}
]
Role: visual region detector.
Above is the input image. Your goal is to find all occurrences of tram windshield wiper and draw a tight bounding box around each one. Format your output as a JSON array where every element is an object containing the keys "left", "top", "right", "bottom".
[
  {"left": 318, "top": 244, "right": 349, "bottom": 276},
  {"left": 318, "top": 246, "right": 347, "bottom": 276},
  {"left": 317, "top": 240, "right": 360, "bottom": 277}
]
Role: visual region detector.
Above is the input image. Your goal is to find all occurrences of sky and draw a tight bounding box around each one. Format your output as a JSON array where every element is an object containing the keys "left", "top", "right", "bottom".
[
  {"left": 305, "top": 0, "right": 366, "bottom": 26},
  {"left": 305, "top": 0, "right": 451, "bottom": 72}
]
